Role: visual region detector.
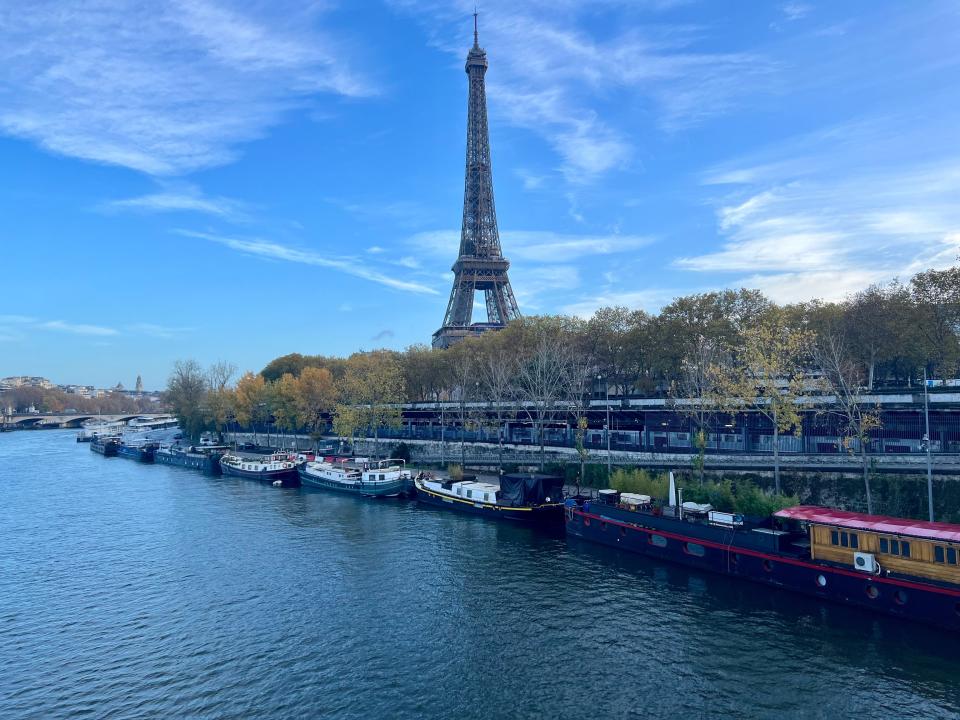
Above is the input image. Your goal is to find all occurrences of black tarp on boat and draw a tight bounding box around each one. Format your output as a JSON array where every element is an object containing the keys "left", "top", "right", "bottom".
[{"left": 499, "top": 474, "right": 564, "bottom": 507}]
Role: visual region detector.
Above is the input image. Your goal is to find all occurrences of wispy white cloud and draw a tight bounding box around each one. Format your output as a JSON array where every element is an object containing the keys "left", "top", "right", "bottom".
[
  {"left": 409, "top": 229, "right": 653, "bottom": 263},
  {"left": 781, "top": 3, "right": 812, "bottom": 22},
  {"left": 0, "top": 1, "right": 372, "bottom": 175},
  {"left": 512, "top": 265, "right": 581, "bottom": 311},
  {"left": 681, "top": 116, "right": 960, "bottom": 304},
  {"left": 178, "top": 229, "right": 439, "bottom": 295},
  {"left": 41, "top": 320, "right": 118, "bottom": 336},
  {"left": 326, "top": 198, "right": 436, "bottom": 229},
  {"left": 390, "top": 0, "right": 772, "bottom": 182},
  {"left": 561, "top": 287, "right": 678, "bottom": 318},
  {"left": 102, "top": 186, "right": 248, "bottom": 220},
  {"left": 127, "top": 323, "right": 195, "bottom": 339},
  {"left": 515, "top": 168, "right": 547, "bottom": 190}
]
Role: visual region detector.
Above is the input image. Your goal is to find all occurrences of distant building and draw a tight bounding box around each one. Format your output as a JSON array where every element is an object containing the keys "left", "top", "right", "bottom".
[
  {"left": 135, "top": 375, "right": 143, "bottom": 393},
  {"left": 0, "top": 376, "right": 54, "bottom": 391}
]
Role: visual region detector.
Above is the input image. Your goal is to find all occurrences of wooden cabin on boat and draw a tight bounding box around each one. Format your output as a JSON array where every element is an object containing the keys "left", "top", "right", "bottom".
[{"left": 775, "top": 506, "right": 960, "bottom": 585}]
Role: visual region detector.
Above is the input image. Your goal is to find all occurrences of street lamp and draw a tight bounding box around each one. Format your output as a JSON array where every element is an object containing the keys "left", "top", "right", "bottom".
[
  {"left": 598, "top": 374, "right": 611, "bottom": 479},
  {"left": 924, "top": 368, "right": 934, "bottom": 522}
]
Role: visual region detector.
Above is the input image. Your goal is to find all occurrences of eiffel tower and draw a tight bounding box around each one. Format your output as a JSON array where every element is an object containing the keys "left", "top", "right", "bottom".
[{"left": 432, "top": 14, "right": 520, "bottom": 349}]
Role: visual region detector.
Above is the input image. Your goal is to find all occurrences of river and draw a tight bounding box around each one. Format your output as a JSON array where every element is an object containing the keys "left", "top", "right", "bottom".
[{"left": 1, "top": 430, "right": 958, "bottom": 719}]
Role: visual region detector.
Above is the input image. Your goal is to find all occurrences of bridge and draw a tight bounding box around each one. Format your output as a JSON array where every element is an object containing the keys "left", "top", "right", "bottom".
[{"left": 1, "top": 413, "right": 171, "bottom": 429}]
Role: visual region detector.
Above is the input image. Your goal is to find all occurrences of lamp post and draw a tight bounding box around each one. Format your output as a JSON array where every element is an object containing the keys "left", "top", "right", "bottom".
[
  {"left": 598, "top": 374, "right": 611, "bottom": 479},
  {"left": 924, "top": 368, "right": 934, "bottom": 522},
  {"left": 440, "top": 398, "right": 446, "bottom": 467}
]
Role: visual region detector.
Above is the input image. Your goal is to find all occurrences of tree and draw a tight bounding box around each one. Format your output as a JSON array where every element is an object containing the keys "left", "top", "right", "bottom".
[
  {"left": 476, "top": 332, "right": 518, "bottom": 474},
  {"left": 234, "top": 372, "right": 268, "bottom": 443},
  {"left": 447, "top": 339, "right": 482, "bottom": 468},
  {"left": 911, "top": 267, "right": 960, "bottom": 380},
  {"left": 166, "top": 359, "right": 208, "bottom": 441},
  {"left": 717, "top": 310, "right": 814, "bottom": 494},
  {"left": 341, "top": 351, "right": 404, "bottom": 458},
  {"left": 674, "top": 335, "right": 726, "bottom": 485},
  {"left": 333, "top": 404, "right": 362, "bottom": 452},
  {"left": 515, "top": 318, "right": 579, "bottom": 470},
  {"left": 814, "top": 332, "right": 882, "bottom": 513},
  {"left": 271, "top": 373, "right": 302, "bottom": 449},
  {"left": 205, "top": 361, "right": 236, "bottom": 440},
  {"left": 296, "top": 366, "right": 337, "bottom": 447}
]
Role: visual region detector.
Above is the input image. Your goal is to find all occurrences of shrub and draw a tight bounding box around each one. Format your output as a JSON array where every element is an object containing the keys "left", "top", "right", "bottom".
[
  {"left": 448, "top": 464, "right": 464, "bottom": 481},
  {"left": 391, "top": 442, "right": 412, "bottom": 464}
]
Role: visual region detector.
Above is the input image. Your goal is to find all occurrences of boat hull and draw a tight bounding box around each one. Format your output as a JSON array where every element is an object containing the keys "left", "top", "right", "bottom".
[
  {"left": 90, "top": 439, "right": 118, "bottom": 457},
  {"left": 221, "top": 463, "right": 299, "bottom": 486},
  {"left": 298, "top": 466, "right": 409, "bottom": 497},
  {"left": 155, "top": 450, "right": 223, "bottom": 475},
  {"left": 566, "top": 502, "right": 960, "bottom": 631},
  {"left": 415, "top": 482, "right": 564, "bottom": 525},
  {"left": 117, "top": 445, "right": 155, "bottom": 463}
]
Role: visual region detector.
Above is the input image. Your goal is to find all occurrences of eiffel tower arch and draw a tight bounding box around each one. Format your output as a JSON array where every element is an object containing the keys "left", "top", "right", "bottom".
[{"left": 432, "top": 15, "right": 520, "bottom": 350}]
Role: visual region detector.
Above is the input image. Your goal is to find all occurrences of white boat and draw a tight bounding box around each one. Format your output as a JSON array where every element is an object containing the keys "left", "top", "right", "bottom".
[{"left": 298, "top": 458, "right": 411, "bottom": 497}]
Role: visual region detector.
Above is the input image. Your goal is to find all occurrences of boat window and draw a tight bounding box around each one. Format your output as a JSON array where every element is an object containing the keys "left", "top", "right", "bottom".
[
  {"left": 850, "top": 534, "right": 859, "bottom": 549},
  {"left": 891, "top": 539, "right": 900, "bottom": 556},
  {"left": 684, "top": 542, "right": 705, "bottom": 557},
  {"left": 649, "top": 534, "right": 668, "bottom": 548},
  {"left": 936, "top": 546, "right": 945, "bottom": 563},
  {"left": 466, "top": 489, "right": 472, "bottom": 498},
  {"left": 815, "top": 574, "right": 827, "bottom": 587},
  {"left": 831, "top": 530, "right": 839, "bottom": 546},
  {"left": 949, "top": 548, "right": 957, "bottom": 565},
  {"left": 619, "top": 525, "right": 627, "bottom": 537},
  {"left": 840, "top": 532, "right": 849, "bottom": 548},
  {"left": 601, "top": 521, "right": 608, "bottom": 532},
  {"left": 484, "top": 493, "right": 490, "bottom": 502},
  {"left": 879, "top": 538, "right": 889, "bottom": 554},
  {"left": 894, "top": 590, "right": 908, "bottom": 605},
  {"left": 865, "top": 584, "right": 879, "bottom": 600},
  {"left": 901, "top": 541, "right": 910, "bottom": 558}
]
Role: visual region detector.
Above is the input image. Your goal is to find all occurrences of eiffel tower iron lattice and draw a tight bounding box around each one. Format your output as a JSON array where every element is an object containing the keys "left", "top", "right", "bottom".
[{"left": 432, "top": 15, "right": 520, "bottom": 350}]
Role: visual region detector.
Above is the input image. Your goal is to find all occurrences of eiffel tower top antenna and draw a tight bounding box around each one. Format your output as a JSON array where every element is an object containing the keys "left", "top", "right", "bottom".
[{"left": 473, "top": 7, "right": 479, "bottom": 46}]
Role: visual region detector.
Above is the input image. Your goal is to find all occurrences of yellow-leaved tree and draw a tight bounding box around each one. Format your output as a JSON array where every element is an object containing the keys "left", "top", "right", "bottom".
[
  {"left": 234, "top": 372, "right": 268, "bottom": 444},
  {"left": 717, "top": 310, "right": 815, "bottom": 495},
  {"left": 337, "top": 350, "right": 405, "bottom": 458},
  {"left": 296, "top": 366, "right": 338, "bottom": 448}
]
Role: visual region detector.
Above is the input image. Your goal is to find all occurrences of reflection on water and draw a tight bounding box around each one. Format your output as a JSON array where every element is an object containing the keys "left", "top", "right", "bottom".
[{"left": 1, "top": 430, "right": 957, "bottom": 719}]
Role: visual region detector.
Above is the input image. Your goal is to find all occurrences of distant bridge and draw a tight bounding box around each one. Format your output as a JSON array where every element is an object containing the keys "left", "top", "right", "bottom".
[{"left": 1, "top": 413, "right": 170, "bottom": 429}]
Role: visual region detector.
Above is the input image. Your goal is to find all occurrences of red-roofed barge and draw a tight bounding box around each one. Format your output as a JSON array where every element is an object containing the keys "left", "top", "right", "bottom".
[{"left": 565, "top": 495, "right": 960, "bottom": 630}]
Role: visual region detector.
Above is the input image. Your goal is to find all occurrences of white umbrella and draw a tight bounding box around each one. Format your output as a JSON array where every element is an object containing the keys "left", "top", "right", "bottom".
[{"left": 668, "top": 470, "right": 677, "bottom": 507}]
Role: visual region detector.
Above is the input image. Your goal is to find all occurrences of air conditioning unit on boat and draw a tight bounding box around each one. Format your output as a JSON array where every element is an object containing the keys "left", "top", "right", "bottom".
[{"left": 853, "top": 552, "right": 877, "bottom": 573}]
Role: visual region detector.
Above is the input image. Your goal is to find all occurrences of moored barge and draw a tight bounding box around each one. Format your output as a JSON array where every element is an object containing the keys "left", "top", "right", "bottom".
[
  {"left": 565, "top": 494, "right": 960, "bottom": 630},
  {"left": 299, "top": 457, "right": 412, "bottom": 497},
  {"left": 220, "top": 453, "right": 299, "bottom": 486},
  {"left": 414, "top": 473, "right": 565, "bottom": 525},
  {"left": 90, "top": 436, "right": 119, "bottom": 457},
  {"left": 155, "top": 444, "right": 226, "bottom": 475},
  {"left": 116, "top": 443, "right": 156, "bottom": 463}
]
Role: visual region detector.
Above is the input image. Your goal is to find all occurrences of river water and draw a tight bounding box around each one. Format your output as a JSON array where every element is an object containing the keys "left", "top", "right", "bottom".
[{"left": 1, "top": 430, "right": 958, "bottom": 719}]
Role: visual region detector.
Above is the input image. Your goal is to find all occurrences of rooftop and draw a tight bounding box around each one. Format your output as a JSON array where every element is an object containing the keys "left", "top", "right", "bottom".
[{"left": 774, "top": 506, "right": 960, "bottom": 542}]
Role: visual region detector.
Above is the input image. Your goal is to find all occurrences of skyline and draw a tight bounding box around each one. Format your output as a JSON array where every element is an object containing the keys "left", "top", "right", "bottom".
[{"left": 2, "top": 1, "right": 959, "bottom": 387}]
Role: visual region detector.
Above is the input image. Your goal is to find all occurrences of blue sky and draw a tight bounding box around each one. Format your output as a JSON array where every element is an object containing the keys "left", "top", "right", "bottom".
[{"left": 2, "top": 1, "right": 959, "bottom": 389}]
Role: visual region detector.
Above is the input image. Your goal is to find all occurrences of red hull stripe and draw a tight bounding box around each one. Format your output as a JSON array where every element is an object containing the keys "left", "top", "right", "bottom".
[{"left": 573, "top": 509, "right": 960, "bottom": 598}]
